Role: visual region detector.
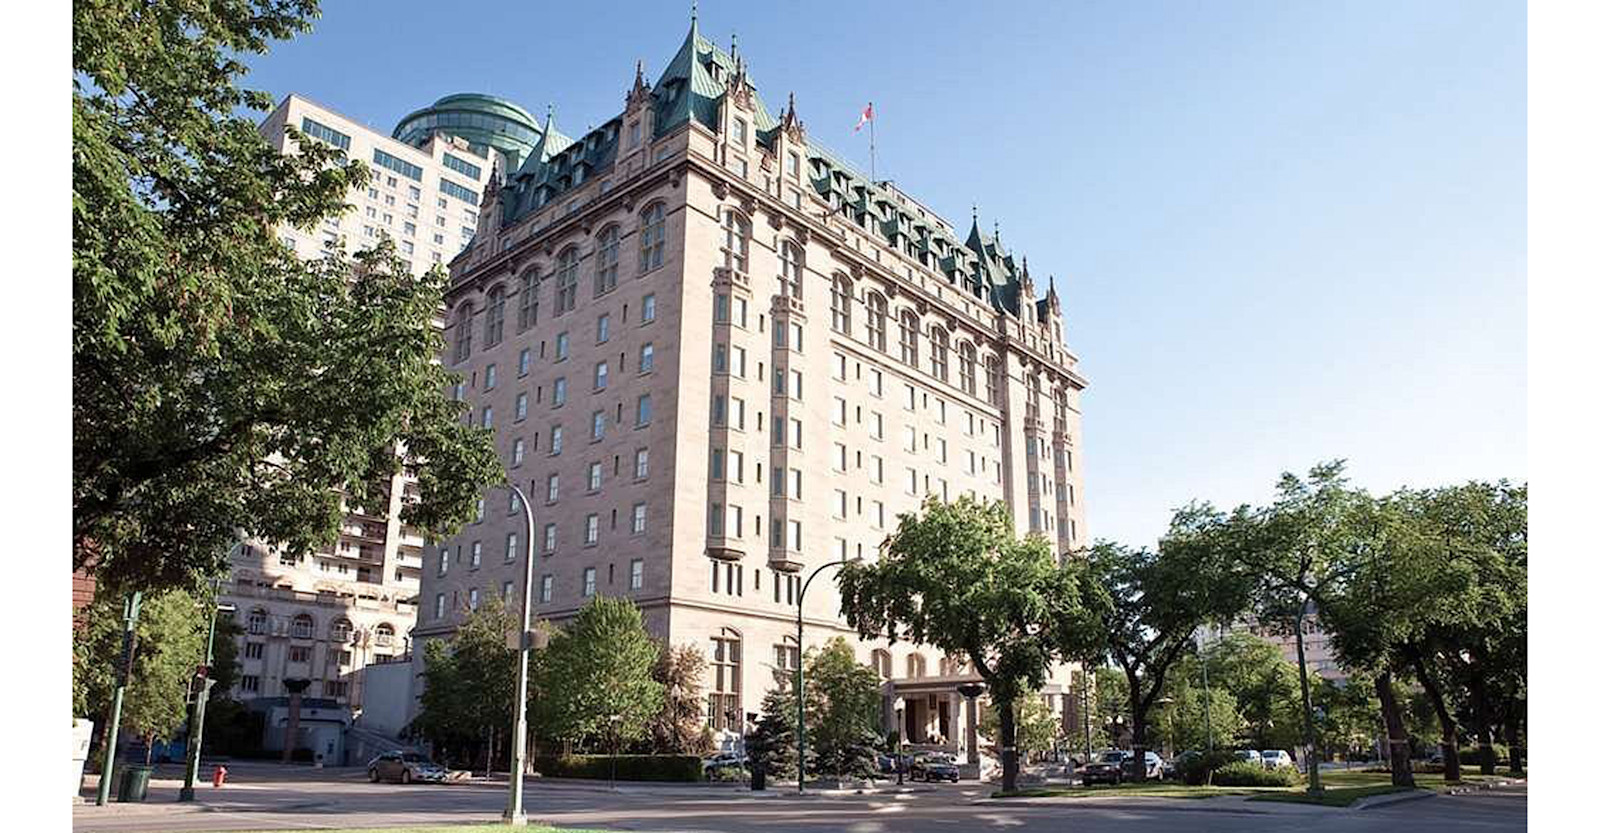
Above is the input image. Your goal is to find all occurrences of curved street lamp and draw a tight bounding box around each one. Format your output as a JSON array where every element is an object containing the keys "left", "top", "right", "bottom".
[
  {"left": 502, "top": 483, "right": 547, "bottom": 826},
  {"left": 793, "top": 555, "right": 859, "bottom": 793}
]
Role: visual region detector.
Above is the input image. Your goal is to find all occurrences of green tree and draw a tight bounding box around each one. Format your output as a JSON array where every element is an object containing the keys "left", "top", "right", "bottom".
[
  {"left": 75, "top": 589, "right": 206, "bottom": 762},
  {"left": 838, "top": 497, "right": 1097, "bottom": 793},
  {"left": 539, "top": 597, "right": 663, "bottom": 750},
  {"left": 747, "top": 683, "right": 806, "bottom": 780},
  {"left": 412, "top": 599, "right": 517, "bottom": 770},
  {"left": 73, "top": 0, "right": 500, "bottom": 593},
  {"left": 1199, "top": 632, "right": 1303, "bottom": 750},
  {"left": 804, "top": 638, "right": 885, "bottom": 779},
  {"left": 1150, "top": 655, "right": 1246, "bottom": 755},
  {"left": 979, "top": 688, "right": 1060, "bottom": 762},
  {"left": 1078, "top": 508, "right": 1250, "bottom": 781},
  {"left": 646, "top": 643, "right": 713, "bottom": 755}
]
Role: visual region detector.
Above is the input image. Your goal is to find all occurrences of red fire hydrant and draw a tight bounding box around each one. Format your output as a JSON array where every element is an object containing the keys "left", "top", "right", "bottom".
[{"left": 212, "top": 765, "right": 228, "bottom": 788}]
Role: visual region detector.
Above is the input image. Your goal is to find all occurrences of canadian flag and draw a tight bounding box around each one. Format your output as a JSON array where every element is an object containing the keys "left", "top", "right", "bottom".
[{"left": 854, "top": 102, "right": 874, "bottom": 132}]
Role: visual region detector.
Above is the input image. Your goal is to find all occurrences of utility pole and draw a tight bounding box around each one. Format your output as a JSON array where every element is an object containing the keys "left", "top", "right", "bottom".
[{"left": 96, "top": 591, "right": 142, "bottom": 806}]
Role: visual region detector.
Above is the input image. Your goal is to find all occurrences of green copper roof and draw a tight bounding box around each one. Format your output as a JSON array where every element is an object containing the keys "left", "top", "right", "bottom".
[{"left": 393, "top": 93, "right": 545, "bottom": 170}]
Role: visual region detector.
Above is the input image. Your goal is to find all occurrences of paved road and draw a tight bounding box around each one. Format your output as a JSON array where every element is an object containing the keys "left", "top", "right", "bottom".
[{"left": 73, "top": 763, "right": 1527, "bottom": 833}]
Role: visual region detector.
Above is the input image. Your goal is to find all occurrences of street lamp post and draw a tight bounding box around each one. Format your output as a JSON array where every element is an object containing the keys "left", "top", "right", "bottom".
[
  {"left": 1197, "top": 626, "right": 1214, "bottom": 754},
  {"left": 794, "top": 556, "right": 856, "bottom": 793},
  {"left": 1155, "top": 695, "right": 1175, "bottom": 762},
  {"left": 95, "top": 591, "right": 143, "bottom": 806},
  {"left": 180, "top": 580, "right": 235, "bottom": 801},
  {"left": 503, "top": 483, "right": 545, "bottom": 827}
]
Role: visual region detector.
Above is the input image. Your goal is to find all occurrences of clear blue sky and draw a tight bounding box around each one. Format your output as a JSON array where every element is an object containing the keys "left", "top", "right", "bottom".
[{"left": 242, "top": 0, "right": 1526, "bottom": 549}]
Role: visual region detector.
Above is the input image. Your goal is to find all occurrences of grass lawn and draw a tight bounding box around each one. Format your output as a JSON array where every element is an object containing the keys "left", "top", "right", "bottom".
[
  {"left": 993, "top": 782, "right": 1277, "bottom": 800},
  {"left": 1244, "top": 767, "right": 1523, "bottom": 807},
  {"left": 206, "top": 827, "right": 613, "bottom": 833}
]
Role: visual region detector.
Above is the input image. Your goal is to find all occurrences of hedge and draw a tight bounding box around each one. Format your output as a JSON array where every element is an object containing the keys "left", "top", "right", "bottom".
[
  {"left": 1458, "top": 745, "right": 1511, "bottom": 767},
  {"left": 1177, "top": 751, "right": 1239, "bottom": 786},
  {"left": 537, "top": 754, "right": 704, "bottom": 782},
  {"left": 1211, "top": 761, "right": 1300, "bottom": 787}
]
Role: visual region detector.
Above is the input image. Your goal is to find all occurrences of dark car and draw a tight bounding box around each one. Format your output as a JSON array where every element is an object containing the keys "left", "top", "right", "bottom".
[
  {"left": 1081, "top": 750, "right": 1130, "bottom": 785},
  {"left": 368, "top": 750, "right": 447, "bottom": 784},
  {"left": 909, "top": 753, "right": 960, "bottom": 783},
  {"left": 1121, "top": 750, "right": 1165, "bottom": 781}
]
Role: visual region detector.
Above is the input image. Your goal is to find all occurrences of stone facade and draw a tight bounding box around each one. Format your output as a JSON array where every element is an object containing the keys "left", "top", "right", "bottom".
[{"left": 416, "top": 17, "right": 1091, "bottom": 755}]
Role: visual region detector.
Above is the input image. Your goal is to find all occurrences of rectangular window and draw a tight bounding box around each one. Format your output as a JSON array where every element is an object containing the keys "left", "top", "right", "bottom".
[
  {"left": 555, "top": 332, "right": 570, "bottom": 360},
  {"left": 584, "top": 514, "right": 600, "bottom": 545},
  {"left": 443, "top": 152, "right": 483, "bottom": 180},
  {"left": 553, "top": 377, "right": 568, "bottom": 406},
  {"left": 485, "top": 364, "right": 498, "bottom": 389},
  {"left": 468, "top": 587, "right": 480, "bottom": 610},
  {"left": 834, "top": 442, "right": 848, "bottom": 471},
  {"left": 519, "top": 348, "right": 531, "bottom": 376},
  {"left": 244, "top": 642, "right": 264, "bottom": 660},
  {"left": 543, "top": 522, "right": 557, "bottom": 552},
  {"left": 372, "top": 148, "right": 422, "bottom": 181},
  {"left": 632, "top": 502, "right": 647, "bottom": 534},
  {"left": 440, "top": 178, "right": 479, "bottom": 203},
  {"left": 505, "top": 532, "right": 519, "bottom": 561},
  {"left": 636, "top": 394, "right": 653, "bottom": 426},
  {"left": 642, "top": 293, "right": 657, "bottom": 322},
  {"left": 639, "top": 343, "right": 655, "bottom": 373},
  {"left": 551, "top": 425, "right": 564, "bottom": 455},
  {"left": 512, "top": 438, "right": 525, "bottom": 465},
  {"left": 591, "top": 410, "right": 605, "bottom": 440},
  {"left": 588, "top": 461, "right": 602, "bottom": 491},
  {"left": 540, "top": 574, "right": 554, "bottom": 602},
  {"left": 515, "top": 392, "right": 528, "bottom": 422},
  {"left": 597, "top": 313, "right": 611, "bottom": 343},
  {"left": 630, "top": 559, "right": 644, "bottom": 590},
  {"left": 635, "top": 448, "right": 650, "bottom": 479},
  {"left": 594, "top": 361, "right": 609, "bottom": 391},
  {"left": 300, "top": 117, "right": 351, "bottom": 150},
  {"left": 583, "top": 566, "right": 597, "bottom": 597},
  {"left": 834, "top": 489, "right": 848, "bottom": 518}
]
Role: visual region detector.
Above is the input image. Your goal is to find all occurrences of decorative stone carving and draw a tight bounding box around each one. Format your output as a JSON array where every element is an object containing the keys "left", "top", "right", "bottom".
[{"left": 712, "top": 180, "right": 729, "bottom": 200}]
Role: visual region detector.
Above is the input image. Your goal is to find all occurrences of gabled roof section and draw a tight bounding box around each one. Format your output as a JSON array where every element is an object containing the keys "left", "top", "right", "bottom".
[{"left": 653, "top": 17, "right": 777, "bottom": 138}]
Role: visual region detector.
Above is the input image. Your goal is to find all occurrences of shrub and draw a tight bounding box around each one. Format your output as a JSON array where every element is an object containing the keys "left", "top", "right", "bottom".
[
  {"left": 708, "top": 766, "right": 749, "bottom": 782},
  {"left": 1458, "top": 745, "right": 1510, "bottom": 767},
  {"left": 1211, "top": 761, "right": 1299, "bottom": 787},
  {"left": 537, "top": 754, "right": 703, "bottom": 782},
  {"left": 1177, "top": 751, "right": 1238, "bottom": 786}
]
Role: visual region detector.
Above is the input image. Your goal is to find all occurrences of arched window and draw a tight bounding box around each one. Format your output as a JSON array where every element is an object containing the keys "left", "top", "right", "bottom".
[
  {"left": 985, "top": 355, "right": 1003, "bottom": 405},
  {"left": 779, "top": 240, "right": 804, "bottom": 299},
  {"left": 330, "top": 618, "right": 353, "bottom": 643},
  {"left": 247, "top": 608, "right": 269, "bottom": 635},
  {"left": 907, "top": 653, "right": 927, "bottom": 678},
  {"left": 374, "top": 622, "right": 395, "bottom": 647},
  {"left": 516, "top": 268, "right": 539, "bottom": 332},
  {"left": 638, "top": 203, "right": 666, "bottom": 272},
  {"left": 451, "top": 304, "right": 473, "bottom": 363},
  {"left": 721, "top": 209, "right": 749, "bottom": 273},
  {"left": 930, "top": 327, "right": 949, "bottom": 382},
  {"left": 555, "top": 247, "right": 579, "bottom": 314},
  {"left": 871, "top": 649, "right": 892, "bottom": 680},
  {"left": 898, "top": 310, "right": 919, "bottom": 368},
  {"left": 958, "top": 342, "right": 977, "bottom": 395},
  {"left": 291, "top": 614, "right": 314, "bottom": 640},
  {"left": 484, "top": 287, "right": 506, "bottom": 347},
  {"left": 865, "top": 292, "right": 887, "bottom": 352},
  {"left": 830, "top": 274, "right": 852, "bottom": 334},
  {"left": 709, "top": 628, "right": 742, "bottom": 731},
  {"left": 594, "top": 226, "right": 619, "bottom": 295}
]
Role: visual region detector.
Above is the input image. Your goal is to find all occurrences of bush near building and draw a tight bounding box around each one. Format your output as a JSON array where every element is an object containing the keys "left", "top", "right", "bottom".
[
  {"left": 1211, "top": 761, "right": 1301, "bottom": 787},
  {"left": 538, "top": 753, "right": 703, "bottom": 782}
]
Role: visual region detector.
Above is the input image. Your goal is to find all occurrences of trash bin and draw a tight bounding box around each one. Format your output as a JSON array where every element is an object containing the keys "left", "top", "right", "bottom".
[
  {"left": 750, "top": 764, "right": 766, "bottom": 791},
  {"left": 117, "top": 766, "right": 153, "bottom": 802}
]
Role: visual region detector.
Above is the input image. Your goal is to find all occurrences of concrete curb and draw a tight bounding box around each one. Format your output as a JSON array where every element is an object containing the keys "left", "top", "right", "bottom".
[
  {"left": 1352, "top": 789, "right": 1435, "bottom": 810},
  {"left": 972, "top": 796, "right": 1270, "bottom": 815}
]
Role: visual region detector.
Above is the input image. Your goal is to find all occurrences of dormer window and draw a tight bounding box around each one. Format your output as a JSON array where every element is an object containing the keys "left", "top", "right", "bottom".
[{"left": 731, "top": 117, "right": 747, "bottom": 146}]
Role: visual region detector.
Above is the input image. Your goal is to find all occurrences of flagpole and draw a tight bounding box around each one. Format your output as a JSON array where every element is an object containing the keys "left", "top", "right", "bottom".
[{"left": 868, "top": 100, "right": 876, "bottom": 183}]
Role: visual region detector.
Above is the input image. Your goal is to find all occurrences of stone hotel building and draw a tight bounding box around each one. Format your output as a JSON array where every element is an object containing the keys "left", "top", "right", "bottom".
[{"left": 418, "top": 16, "right": 1091, "bottom": 755}]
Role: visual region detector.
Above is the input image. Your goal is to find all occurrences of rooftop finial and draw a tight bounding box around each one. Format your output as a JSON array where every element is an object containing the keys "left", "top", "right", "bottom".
[
  {"left": 993, "top": 219, "right": 1001, "bottom": 243},
  {"left": 787, "top": 91, "right": 796, "bottom": 114},
  {"left": 691, "top": 0, "right": 698, "bottom": 25},
  {"left": 731, "top": 31, "right": 738, "bottom": 59},
  {"left": 971, "top": 203, "right": 978, "bottom": 224}
]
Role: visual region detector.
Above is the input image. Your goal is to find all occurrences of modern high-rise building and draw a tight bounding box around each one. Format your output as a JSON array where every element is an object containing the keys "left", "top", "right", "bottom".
[
  {"left": 417, "top": 16, "right": 1091, "bottom": 758},
  {"left": 220, "top": 94, "right": 550, "bottom": 713}
]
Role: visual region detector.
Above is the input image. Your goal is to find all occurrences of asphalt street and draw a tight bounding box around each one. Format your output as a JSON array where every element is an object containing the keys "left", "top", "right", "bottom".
[{"left": 72, "top": 763, "right": 1528, "bottom": 833}]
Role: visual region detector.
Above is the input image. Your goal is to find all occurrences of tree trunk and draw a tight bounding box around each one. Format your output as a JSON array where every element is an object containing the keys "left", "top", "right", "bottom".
[
  {"left": 1375, "top": 672, "right": 1414, "bottom": 788},
  {"left": 145, "top": 732, "right": 155, "bottom": 766},
  {"left": 1406, "top": 648, "right": 1461, "bottom": 782},
  {"left": 1469, "top": 679, "right": 1496, "bottom": 775},
  {"left": 1505, "top": 697, "right": 1524, "bottom": 776},
  {"left": 1291, "top": 606, "right": 1323, "bottom": 794},
  {"left": 999, "top": 696, "right": 1019, "bottom": 793}
]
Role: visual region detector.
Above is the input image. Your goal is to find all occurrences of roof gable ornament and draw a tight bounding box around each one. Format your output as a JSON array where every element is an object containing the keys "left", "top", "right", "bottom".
[
  {"left": 627, "top": 59, "right": 651, "bottom": 108},
  {"left": 780, "top": 91, "right": 806, "bottom": 143},
  {"left": 1047, "top": 274, "right": 1061, "bottom": 313}
]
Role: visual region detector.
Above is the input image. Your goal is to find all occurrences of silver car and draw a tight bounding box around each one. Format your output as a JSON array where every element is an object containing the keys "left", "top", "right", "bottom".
[
  {"left": 1261, "top": 749, "right": 1295, "bottom": 770},
  {"left": 368, "top": 750, "right": 447, "bottom": 784}
]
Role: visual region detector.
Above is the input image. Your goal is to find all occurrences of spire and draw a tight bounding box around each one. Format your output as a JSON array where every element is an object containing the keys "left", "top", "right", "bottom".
[
  {"left": 730, "top": 31, "right": 738, "bottom": 61},
  {"left": 690, "top": 0, "right": 699, "bottom": 40},
  {"left": 779, "top": 91, "right": 805, "bottom": 140}
]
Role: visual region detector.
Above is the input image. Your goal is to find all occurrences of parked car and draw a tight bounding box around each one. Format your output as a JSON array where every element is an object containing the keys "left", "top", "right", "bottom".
[
  {"left": 1261, "top": 749, "right": 1295, "bottom": 770},
  {"left": 1165, "top": 750, "right": 1200, "bottom": 779},
  {"left": 1081, "top": 750, "right": 1131, "bottom": 786},
  {"left": 909, "top": 753, "right": 960, "bottom": 783},
  {"left": 1121, "top": 750, "right": 1165, "bottom": 781},
  {"left": 702, "top": 752, "right": 746, "bottom": 776},
  {"left": 368, "top": 751, "right": 447, "bottom": 784},
  {"left": 1234, "top": 749, "right": 1263, "bottom": 765}
]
